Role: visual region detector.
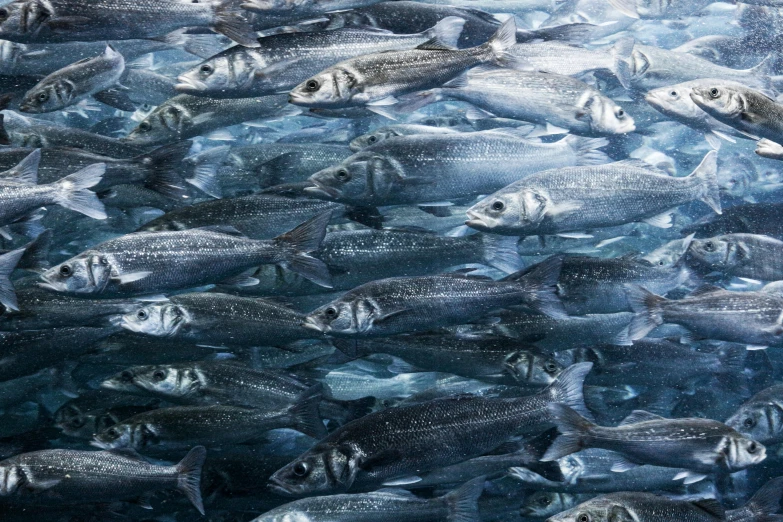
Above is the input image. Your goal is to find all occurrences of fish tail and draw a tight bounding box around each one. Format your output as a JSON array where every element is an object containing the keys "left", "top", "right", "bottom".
[
  {"left": 4, "top": 148, "right": 40, "bottom": 184},
  {"left": 689, "top": 150, "right": 722, "bottom": 215},
  {"left": 482, "top": 18, "right": 526, "bottom": 69},
  {"left": 444, "top": 476, "right": 484, "bottom": 522},
  {"left": 274, "top": 211, "right": 333, "bottom": 288},
  {"left": 176, "top": 445, "right": 207, "bottom": 516},
  {"left": 541, "top": 403, "right": 596, "bottom": 461},
  {"left": 480, "top": 234, "right": 525, "bottom": 274},
  {"left": 611, "top": 37, "right": 635, "bottom": 90},
  {"left": 505, "top": 256, "right": 568, "bottom": 319},
  {"left": 0, "top": 247, "right": 24, "bottom": 311},
  {"left": 133, "top": 141, "right": 191, "bottom": 199},
  {"left": 54, "top": 163, "right": 107, "bottom": 219},
  {"left": 185, "top": 145, "right": 230, "bottom": 199},
  {"left": 743, "top": 477, "right": 783, "bottom": 521},
  {"left": 212, "top": 1, "right": 261, "bottom": 48},
  {"left": 18, "top": 229, "right": 52, "bottom": 271},
  {"left": 546, "top": 362, "right": 593, "bottom": 419},
  {"left": 564, "top": 135, "right": 610, "bottom": 166},
  {"left": 290, "top": 384, "right": 328, "bottom": 439},
  {"left": 425, "top": 16, "right": 466, "bottom": 49},
  {"left": 625, "top": 285, "right": 666, "bottom": 340}
]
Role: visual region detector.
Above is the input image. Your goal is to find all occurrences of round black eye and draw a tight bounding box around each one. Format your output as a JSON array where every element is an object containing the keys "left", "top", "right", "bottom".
[
  {"left": 138, "top": 121, "right": 151, "bottom": 132},
  {"left": 38, "top": 92, "right": 48, "bottom": 102},
  {"left": 200, "top": 64, "right": 213, "bottom": 74},
  {"left": 120, "top": 370, "right": 134, "bottom": 382},
  {"left": 59, "top": 265, "right": 72, "bottom": 276},
  {"left": 670, "top": 91, "right": 677, "bottom": 96},
  {"left": 748, "top": 441, "right": 758, "bottom": 453},
  {"left": 0, "top": 8, "right": 8, "bottom": 20},
  {"left": 152, "top": 369, "right": 166, "bottom": 381},
  {"left": 305, "top": 79, "right": 319, "bottom": 92},
  {"left": 744, "top": 417, "right": 756, "bottom": 428},
  {"left": 577, "top": 514, "right": 590, "bottom": 522},
  {"left": 617, "top": 109, "right": 624, "bottom": 117},
  {"left": 293, "top": 462, "right": 309, "bottom": 477},
  {"left": 324, "top": 307, "right": 338, "bottom": 319},
  {"left": 367, "top": 135, "right": 377, "bottom": 143},
  {"left": 70, "top": 417, "right": 85, "bottom": 428},
  {"left": 107, "top": 428, "right": 119, "bottom": 437},
  {"left": 539, "top": 496, "right": 552, "bottom": 506},
  {"left": 335, "top": 169, "right": 351, "bottom": 181},
  {"left": 491, "top": 201, "right": 505, "bottom": 211},
  {"left": 136, "top": 309, "right": 148, "bottom": 320},
  {"left": 545, "top": 362, "right": 558, "bottom": 373},
  {"left": 710, "top": 88, "right": 719, "bottom": 97},
  {"left": 658, "top": 260, "right": 665, "bottom": 266},
  {"left": 703, "top": 241, "right": 715, "bottom": 252},
  {"left": 99, "top": 257, "right": 109, "bottom": 266}
]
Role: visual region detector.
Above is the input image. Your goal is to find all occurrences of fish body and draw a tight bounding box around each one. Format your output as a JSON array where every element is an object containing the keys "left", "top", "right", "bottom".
[
  {"left": 687, "top": 233, "right": 783, "bottom": 281},
  {"left": 545, "top": 492, "right": 726, "bottom": 522},
  {"left": 691, "top": 83, "right": 783, "bottom": 143}
]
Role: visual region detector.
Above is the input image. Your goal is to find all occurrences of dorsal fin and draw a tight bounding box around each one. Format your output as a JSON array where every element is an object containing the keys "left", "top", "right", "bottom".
[
  {"left": 415, "top": 38, "right": 455, "bottom": 51},
  {"left": 688, "top": 284, "right": 724, "bottom": 297},
  {"left": 692, "top": 499, "right": 725, "bottom": 519},
  {"left": 619, "top": 410, "right": 665, "bottom": 426}
]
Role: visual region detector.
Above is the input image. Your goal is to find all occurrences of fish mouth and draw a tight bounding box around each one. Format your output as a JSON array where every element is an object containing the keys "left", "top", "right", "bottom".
[
  {"left": 37, "top": 274, "right": 60, "bottom": 292},
  {"left": 175, "top": 75, "right": 208, "bottom": 92},
  {"left": 303, "top": 181, "right": 340, "bottom": 199},
  {"left": 288, "top": 92, "right": 309, "bottom": 105},
  {"left": 90, "top": 438, "right": 112, "bottom": 450},
  {"left": 465, "top": 211, "right": 490, "bottom": 230},
  {"left": 119, "top": 315, "right": 142, "bottom": 333},
  {"left": 301, "top": 316, "right": 326, "bottom": 333},
  {"left": 267, "top": 476, "right": 296, "bottom": 496}
]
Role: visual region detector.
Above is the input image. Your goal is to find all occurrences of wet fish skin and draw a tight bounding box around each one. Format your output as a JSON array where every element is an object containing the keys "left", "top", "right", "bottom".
[
  {"left": 726, "top": 384, "right": 783, "bottom": 445},
  {"left": 691, "top": 83, "right": 783, "bottom": 143},
  {"left": 38, "top": 211, "right": 333, "bottom": 296},
  {"left": 687, "top": 233, "right": 783, "bottom": 281},
  {"left": 0, "top": 446, "right": 207, "bottom": 515},
  {"left": 349, "top": 124, "right": 462, "bottom": 151},
  {"left": 545, "top": 492, "right": 726, "bottom": 522},
  {"left": 268, "top": 363, "right": 591, "bottom": 496},
  {"left": 521, "top": 491, "right": 592, "bottom": 518},
  {"left": 466, "top": 152, "right": 721, "bottom": 236}
]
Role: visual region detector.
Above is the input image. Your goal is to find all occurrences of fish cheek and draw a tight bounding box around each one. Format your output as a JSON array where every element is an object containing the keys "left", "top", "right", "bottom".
[
  {"left": 608, "top": 505, "right": 635, "bottom": 522},
  {"left": 325, "top": 446, "right": 358, "bottom": 490}
]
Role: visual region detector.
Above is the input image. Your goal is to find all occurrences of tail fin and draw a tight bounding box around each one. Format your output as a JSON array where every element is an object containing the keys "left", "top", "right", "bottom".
[
  {"left": 444, "top": 476, "right": 484, "bottom": 522},
  {"left": 53, "top": 163, "right": 107, "bottom": 219},
  {"left": 607, "top": 0, "right": 640, "bottom": 18},
  {"left": 212, "top": 1, "right": 260, "bottom": 48},
  {"left": 275, "top": 211, "right": 333, "bottom": 288},
  {"left": 1, "top": 149, "right": 40, "bottom": 184},
  {"left": 564, "top": 135, "right": 610, "bottom": 166},
  {"left": 392, "top": 90, "right": 444, "bottom": 114},
  {"left": 482, "top": 18, "right": 525, "bottom": 68},
  {"left": 740, "top": 476, "right": 783, "bottom": 521},
  {"left": 18, "top": 229, "right": 51, "bottom": 271},
  {"left": 625, "top": 285, "right": 666, "bottom": 340},
  {"left": 612, "top": 37, "right": 634, "bottom": 90},
  {"left": 480, "top": 234, "right": 524, "bottom": 274},
  {"left": 160, "top": 28, "right": 228, "bottom": 59},
  {"left": 541, "top": 403, "right": 595, "bottom": 461},
  {"left": 290, "top": 384, "right": 328, "bottom": 439},
  {"left": 506, "top": 256, "right": 567, "bottom": 319},
  {"left": 527, "top": 22, "right": 595, "bottom": 43},
  {"left": 749, "top": 55, "right": 776, "bottom": 91},
  {"left": 688, "top": 150, "right": 721, "bottom": 214},
  {"left": 185, "top": 145, "right": 229, "bottom": 199},
  {"left": 134, "top": 141, "right": 191, "bottom": 199},
  {"left": 176, "top": 445, "right": 206, "bottom": 516},
  {"left": 425, "top": 16, "right": 466, "bottom": 49},
  {"left": 545, "top": 362, "right": 593, "bottom": 419},
  {"left": 0, "top": 247, "right": 24, "bottom": 311}
]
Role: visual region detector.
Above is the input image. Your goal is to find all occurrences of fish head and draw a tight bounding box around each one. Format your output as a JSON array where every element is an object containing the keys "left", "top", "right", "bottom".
[
  {"left": 522, "top": 492, "right": 579, "bottom": 518},
  {"left": 269, "top": 445, "right": 358, "bottom": 496},
  {"left": 19, "top": 80, "right": 68, "bottom": 113},
  {"left": 93, "top": 421, "right": 147, "bottom": 450},
  {"left": 580, "top": 94, "right": 635, "bottom": 135},
  {"left": 126, "top": 102, "right": 185, "bottom": 144},
  {"left": 306, "top": 155, "right": 377, "bottom": 202},
  {"left": 39, "top": 253, "right": 113, "bottom": 294},
  {"left": 645, "top": 84, "right": 701, "bottom": 119},
  {"left": 726, "top": 404, "right": 780, "bottom": 445},
  {"left": 177, "top": 53, "right": 239, "bottom": 94},
  {"left": 688, "top": 235, "right": 737, "bottom": 269},
  {"left": 0, "top": 2, "right": 39, "bottom": 41},
  {"left": 132, "top": 364, "right": 203, "bottom": 400},
  {"left": 723, "top": 434, "right": 766, "bottom": 471},
  {"left": 545, "top": 495, "right": 627, "bottom": 522},
  {"left": 505, "top": 350, "right": 563, "bottom": 386},
  {"left": 304, "top": 297, "right": 372, "bottom": 335},
  {"left": 254, "top": 510, "right": 312, "bottom": 522},
  {"left": 466, "top": 190, "right": 539, "bottom": 234},
  {"left": 349, "top": 128, "right": 398, "bottom": 152},
  {"left": 690, "top": 85, "right": 744, "bottom": 119},
  {"left": 0, "top": 463, "right": 24, "bottom": 496},
  {"left": 120, "top": 302, "right": 187, "bottom": 337},
  {"left": 100, "top": 367, "right": 146, "bottom": 394},
  {"left": 289, "top": 67, "right": 358, "bottom": 107}
]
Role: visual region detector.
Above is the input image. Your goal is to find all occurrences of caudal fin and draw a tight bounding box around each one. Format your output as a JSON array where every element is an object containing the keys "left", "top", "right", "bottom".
[
  {"left": 564, "top": 135, "right": 610, "bottom": 166},
  {"left": 213, "top": 1, "right": 260, "bottom": 48},
  {"left": 541, "top": 403, "right": 596, "bottom": 461},
  {"left": 742, "top": 476, "right": 783, "bottom": 521},
  {"left": 1, "top": 149, "right": 40, "bottom": 184},
  {"left": 185, "top": 145, "right": 229, "bottom": 199},
  {"left": 426, "top": 16, "right": 466, "bottom": 49},
  {"left": 290, "top": 384, "right": 328, "bottom": 439},
  {"left": 480, "top": 234, "right": 524, "bottom": 274},
  {"left": 275, "top": 211, "right": 333, "bottom": 288},
  {"left": 134, "top": 141, "right": 191, "bottom": 199},
  {"left": 444, "top": 476, "right": 484, "bottom": 522},
  {"left": 612, "top": 37, "right": 635, "bottom": 90},
  {"left": 18, "top": 229, "right": 52, "bottom": 271},
  {"left": 506, "top": 256, "right": 567, "bottom": 319},
  {"left": 625, "top": 285, "right": 666, "bottom": 340},
  {"left": 688, "top": 150, "right": 721, "bottom": 214},
  {"left": 545, "top": 362, "right": 593, "bottom": 419},
  {"left": 482, "top": 18, "right": 525, "bottom": 68},
  {"left": 54, "top": 163, "right": 107, "bottom": 219},
  {"left": 176, "top": 445, "right": 206, "bottom": 515},
  {"left": 0, "top": 247, "right": 24, "bottom": 311}
]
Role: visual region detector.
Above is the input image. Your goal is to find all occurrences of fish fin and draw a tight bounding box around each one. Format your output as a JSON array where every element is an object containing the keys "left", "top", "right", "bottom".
[
  {"left": 506, "top": 256, "right": 568, "bottom": 319},
  {"left": 687, "top": 284, "right": 723, "bottom": 297},
  {"left": 93, "top": 89, "right": 136, "bottom": 112},
  {"left": 705, "top": 133, "right": 722, "bottom": 150},
  {"left": 46, "top": 16, "right": 92, "bottom": 31},
  {"left": 480, "top": 234, "right": 525, "bottom": 274},
  {"left": 134, "top": 141, "right": 192, "bottom": 199},
  {"left": 0, "top": 248, "right": 24, "bottom": 311},
  {"left": 547, "top": 362, "right": 593, "bottom": 419},
  {"left": 220, "top": 272, "right": 259, "bottom": 287},
  {"left": 715, "top": 345, "right": 747, "bottom": 394},
  {"left": 418, "top": 204, "right": 452, "bottom": 217},
  {"left": 290, "top": 384, "right": 328, "bottom": 439},
  {"left": 643, "top": 211, "right": 673, "bottom": 228},
  {"left": 367, "top": 96, "right": 399, "bottom": 106},
  {"left": 692, "top": 499, "right": 725, "bottom": 518},
  {"left": 607, "top": 0, "right": 640, "bottom": 18},
  {"left": 612, "top": 37, "right": 634, "bottom": 90},
  {"left": 27, "top": 478, "right": 63, "bottom": 492},
  {"left": 415, "top": 37, "right": 456, "bottom": 51},
  {"left": 382, "top": 476, "right": 423, "bottom": 486},
  {"left": 133, "top": 491, "right": 154, "bottom": 509},
  {"left": 213, "top": 1, "right": 261, "bottom": 47},
  {"left": 711, "top": 130, "right": 736, "bottom": 144},
  {"left": 465, "top": 105, "right": 495, "bottom": 121},
  {"left": 393, "top": 90, "right": 442, "bottom": 114},
  {"left": 359, "top": 449, "right": 403, "bottom": 471},
  {"left": 508, "top": 467, "right": 562, "bottom": 487},
  {"left": 688, "top": 150, "right": 721, "bottom": 214},
  {"left": 0, "top": 115, "right": 9, "bottom": 145},
  {"left": 564, "top": 135, "right": 610, "bottom": 166},
  {"left": 330, "top": 339, "right": 363, "bottom": 359},
  {"left": 747, "top": 344, "right": 769, "bottom": 351},
  {"left": 557, "top": 232, "right": 593, "bottom": 239},
  {"left": 541, "top": 403, "right": 595, "bottom": 461},
  {"left": 112, "top": 271, "right": 152, "bottom": 284},
  {"left": 1, "top": 149, "right": 40, "bottom": 184},
  {"left": 613, "top": 327, "right": 633, "bottom": 346},
  {"left": 19, "top": 229, "right": 52, "bottom": 271},
  {"left": 186, "top": 145, "right": 229, "bottom": 198},
  {"left": 618, "top": 410, "right": 665, "bottom": 425},
  {"left": 190, "top": 112, "right": 215, "bottom": 125},
  {"left": 365, "top": 105, "right": 399, "bottom": 120},
  {"left": 609, "top": 455, "right": 640, "bottom": 473},
  {"left": 442, "top": 71, "right": 469, "bottom": 89},
  {"left": 625, "top": 285, "right": 666, "bottom": 340},
  {"left": 428, "top": 16, "right": 466, "bottom": 49},
  {"left": 176, "top": 446, "right": 206, "bottom": 516},
  {"left": 743, "top": 476, "right": 783, "bottom": 518},
  {"left": 484, "top": 18, "right": 527, "bottom": 69},
  {"left": 550, "top": 200, "right": 583, "bottom": 216},
  {"left": 54, "top": 163, "right": 107, "bottom": 219},
  {"left": 274, "top": 211, "right": 332, "bottom": 287},
  {"left": 444, "top": 476, "right": 484, "bottom": 522}
]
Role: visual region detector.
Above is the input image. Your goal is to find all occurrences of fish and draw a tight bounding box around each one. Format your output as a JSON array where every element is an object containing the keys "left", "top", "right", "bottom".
[
  {"left": 545, "top": 492, "right": 726, "bottom": 522},
  {"left": 687, "top": 233, "right": 783, "bottom": 281},
  {"left": 543, "top": 405, "right": 766, "bottom": 483},
  {"left": 726, "top": 476, "right": 783, "bottom": 522},
  {"left": 465, "top": 152, "right": 721, "bottom": 236},
  {"left": 726, "top": 384, "right": 783, "bottom": 445},
  {"left": 349, "top": 124, "right": 463, "bottom": 151}
]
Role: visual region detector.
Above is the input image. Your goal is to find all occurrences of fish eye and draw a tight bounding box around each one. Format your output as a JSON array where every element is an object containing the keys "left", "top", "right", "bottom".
[
  {"left": 70, "top": 417, "right": 85, "bottom": 428},
  {"left": 136, "top": 309, "right": 148, "bottom": 321},
  {"left": 617, "top": 109, "right": 624, "bottom": 117},
  {"left": 99, "top": 256, "right": 109, "bottom": 265},
  {"left": 138, "top": 121, "right": 151, "bottom": 132},
  {"left": 335, "top": 169, "right": 351, "bottom": 181},
  {"left": 106, "top": 427, "right": 119, "bottom": 438},
  {"left": 37, "top": 92, "right": 48, "bottom": 102},
  {"left": 544, "top": 362, "right": 558, "bottom": 373},
  {"left": 199, "top": 64, "right": 213, "bottom": 75},
  {"left": 577, "top": 514, "right": 590, "bottom": 522},
  {"left": 658, "top": 260, "right": 665, "bottom": 266},
  {"left": 744, "top": 417, "right": 756, "bottom": 428},
  {"left": 0, "top": 8, "right": 8, "bottom": 20},
  {"left": 709, "top": 88, "right": 720, "bottom": 98},
  {"left": 670, "top": 90, "right": 677, "bottom": 97},
  {"left": 748, "top": 441, "right": 758, "bottom": 453},
  {"left": 491, "top": 200, "right": 505, "bottom": 211},
  {"left": 539, "top": 496, "right": 552, "bottom": 506},
  {"left": 367, "top": 135, "right": 377, "bottom": 143},
  {"left": 59, "top": 264, "right": 72, "bottom": 277},
  {"left": 293, "top": 462, "right": 310, "bottom": 477},
  {"left": 305, "top": 79, "right": 320, "bottom": 92},
  {"left": 152, "top": 369, "right": 166, "bottom": 381},
  {"left": 703, "top": 240, "right": 715, "bottom": 252},
  {"left": 120, "top": 370, "right": 134, "bottom": 382},
  {"left": 324, "top": 307, "right": 338, "bottom": 319}
]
